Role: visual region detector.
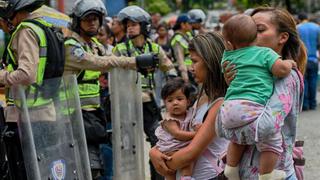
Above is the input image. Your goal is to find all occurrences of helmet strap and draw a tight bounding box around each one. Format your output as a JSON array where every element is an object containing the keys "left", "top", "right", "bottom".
[
  {"left": 3, "top": 18, "right": 15, "bottom": 33},
  {"left": 80, "top": 26, "right": 99, "bottom": 37},
  {"left": 128, "top": 33, "right": 141, "bottom": 39}
]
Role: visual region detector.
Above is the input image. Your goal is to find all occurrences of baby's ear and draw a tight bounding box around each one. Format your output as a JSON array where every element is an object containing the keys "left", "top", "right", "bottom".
[{"left": 226, "top": 41, "right": 234, "bottom": 50}]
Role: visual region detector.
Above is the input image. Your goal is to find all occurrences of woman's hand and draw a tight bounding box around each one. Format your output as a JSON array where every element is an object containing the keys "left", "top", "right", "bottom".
[
  {"left": 194, "top": 124, "right": 202, "bottom": 132},
  {"left": 149, "top": 147, "right": 175, "bottom": 176},
  {"left": 222, "top": 61, "right": 236, "bottom": 85}
]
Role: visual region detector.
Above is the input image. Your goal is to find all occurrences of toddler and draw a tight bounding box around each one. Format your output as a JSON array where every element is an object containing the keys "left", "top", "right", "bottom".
[{"left": 155, "top": 78, "right": 198, "bottom": 180}]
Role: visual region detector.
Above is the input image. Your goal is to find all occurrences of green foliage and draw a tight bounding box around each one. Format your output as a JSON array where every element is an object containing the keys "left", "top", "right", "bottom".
[
  {"left": 0, "top": 46, "right": 4, "bottom": 59},
  {"left": 146, "top": 0, "right": 172, "bottom": 15},
  {"left": 131, "top": 0, "right": 172, "bottom": 15}
]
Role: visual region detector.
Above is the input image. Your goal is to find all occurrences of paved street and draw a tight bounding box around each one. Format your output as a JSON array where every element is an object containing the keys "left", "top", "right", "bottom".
[{"left": 296, "top": 89, "right": 320, "bottom": 179}]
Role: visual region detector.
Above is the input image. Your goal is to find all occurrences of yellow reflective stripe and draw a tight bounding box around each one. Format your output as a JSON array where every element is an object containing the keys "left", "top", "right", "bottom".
[
  {"left": 7, "top": 64, "right": 14, "bottom": 72},
  {"left": 91, "top": 37, "right": 103, "bottom": 47},
  {"left": 20, "top": 22, "right": 47, "bottom": 85},
  {"left": 184, "top": 58, "right": 193, "bottom": 66},
  {"left": 186, "top": 31, "right": 193, "bottom": 40},
  {"left": 78, "top": 83, "right": 100, "bottom": 97},
  {"left": 171, "top": 34, "right": 182, "bottom": 47},
  {"left": 6, "top": 90, "right": 52, "bottom": 108},
  {"left": 113, "top": 44, "right": 125, "bottom": 54},
  {"left": 171, "top": 34, "right": 189, "bottom": 50},
  {"left": 81, "top": 104, "right": 100, "bottom": 109},
  {"left": 82, "top": 70, "right": 100, "bottom": 81},
  {"left": 151, "top": 43, "right": 160, "bottom": 53},
  {"left": 64, "top": 38, "right": 81, "bottom": 46},
  {"left": 8, "top": 97, "right": 50, "bottom": 107},
  {"left": 79, "top": 96, "right": 100, "bottom": 108}
]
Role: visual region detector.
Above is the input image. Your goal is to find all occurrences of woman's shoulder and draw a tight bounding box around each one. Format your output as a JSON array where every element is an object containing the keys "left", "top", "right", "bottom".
[
  {"left": 208, "top": 97, "right": 224, "bottom": 107},
  {"left": 286, "top": 69, "right": 304, "bottom": 92}
]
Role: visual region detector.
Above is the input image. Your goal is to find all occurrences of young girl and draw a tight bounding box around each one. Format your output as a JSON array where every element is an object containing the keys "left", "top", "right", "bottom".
[{"left": 155, "top": 77, "right": 198, "bottom": 180}]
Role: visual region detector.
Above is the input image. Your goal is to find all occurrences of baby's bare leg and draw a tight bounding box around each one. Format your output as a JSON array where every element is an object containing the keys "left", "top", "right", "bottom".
[
  {"left": 180, "top": 162, "right": 194, "bottom": 177},
  {"left": 165, "top": 174, "right": 176, "bottom": 180},
  {"left": 227, "top": 142, "right": 246, "bottom": 166},
  {"left": 259, "top": 151, "right": 286, "bottom": 180},
  {"left": 224, "top": 142, "right": 246, "bottom": 180},
  {"left": 260, "top": 151, "right": 278, "bottom": 174}
]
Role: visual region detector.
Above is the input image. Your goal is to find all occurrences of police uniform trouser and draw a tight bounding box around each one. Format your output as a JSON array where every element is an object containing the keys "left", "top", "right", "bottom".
[
  {"left": 82, "top": 108, "right": 107, "bottom": 174},
  {"left": 4, "top": 122, "right": 27, "bottom": 180}
]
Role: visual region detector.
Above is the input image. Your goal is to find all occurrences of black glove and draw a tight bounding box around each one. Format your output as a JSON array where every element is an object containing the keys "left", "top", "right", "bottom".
[{"left": 135, "top": 53, "right": 159, "bottom": 74}]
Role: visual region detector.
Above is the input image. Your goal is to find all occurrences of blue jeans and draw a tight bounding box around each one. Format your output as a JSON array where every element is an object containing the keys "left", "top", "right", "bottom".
[
  {"left": 100, "top": 122, "right": 113, "bottom": 180},
  {"left": 100, "top": 143, "right": 113, "bottom": 180},
  {"left": 303, "top": 61, "right": 318, "bottom": 110}
]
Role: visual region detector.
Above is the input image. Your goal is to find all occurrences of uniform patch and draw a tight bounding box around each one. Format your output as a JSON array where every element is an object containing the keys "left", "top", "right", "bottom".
[
  {"left": 50, "top": 159, "right": 66, "bottom": 180},
  {"left": 71, "top": 46, "right": 85, "bottom": 61}
]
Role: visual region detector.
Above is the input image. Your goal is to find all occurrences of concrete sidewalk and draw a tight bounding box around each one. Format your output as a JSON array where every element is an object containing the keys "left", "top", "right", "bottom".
[{"left": 296, "top": 88, "right": 320, "bottom": 179}]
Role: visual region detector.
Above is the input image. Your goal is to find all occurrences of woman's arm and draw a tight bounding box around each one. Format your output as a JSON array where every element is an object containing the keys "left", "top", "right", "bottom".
[
  {"left": 166, "top": 99, "right": 223, "bottom": 170},
  {"left": 173, "top": 43, "right": 188, "bottom": 82}
]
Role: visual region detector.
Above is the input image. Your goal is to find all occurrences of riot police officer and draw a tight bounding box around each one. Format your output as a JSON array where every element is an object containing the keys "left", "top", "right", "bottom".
[
  {"left": 0, "top": 0, "right": 57, "bottom": 179},
  {"left": 170, "top": 14, "right": 193, "bottom": 83},
  {"left": 112, "top": 5, "right": 174, "bottom": 180},
  {"left": 64, "top": 1, "right": 158, "bottom": 179},
  {"left": 188, "top": 9, "right": 207, "bottom": 35}
]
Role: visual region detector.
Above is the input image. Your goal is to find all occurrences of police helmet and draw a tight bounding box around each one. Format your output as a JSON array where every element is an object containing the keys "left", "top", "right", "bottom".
[
  {"left": 188, "top": 9, "right": 206, "bottom": 24},
  {"left": 118, "top": 5, "right": 151, "bottom": 37},
  {"left": 70, "top": 0, "right": 107, "bottom": 32},
  {"left": 0, "top": 0, "right": 44, "bottom": 19}
]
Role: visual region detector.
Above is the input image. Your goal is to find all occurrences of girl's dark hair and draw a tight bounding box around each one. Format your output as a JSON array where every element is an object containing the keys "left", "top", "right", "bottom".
[
  {"left": 188, "top": 32, "right": 228, "bottom": 102},
  {"left": 161, "top": 77, "right": 191, "bottom": 100},
  {"left": 102, "top": 23, "right": 114, "bottom": 38},
  {"left": 157, "top": 23, "right": 169, "bottom": 31},
  {"left": 251, "top": 7, "right": 307, "bottom": 74}
]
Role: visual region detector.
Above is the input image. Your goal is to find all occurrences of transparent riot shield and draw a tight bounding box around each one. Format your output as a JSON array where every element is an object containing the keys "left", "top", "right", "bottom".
[
  {"left": 10, "top": 75, "right": 91, "bottom": 180},
  {"left": 109, "top": 69, "right": 145, "bottom": 180}
]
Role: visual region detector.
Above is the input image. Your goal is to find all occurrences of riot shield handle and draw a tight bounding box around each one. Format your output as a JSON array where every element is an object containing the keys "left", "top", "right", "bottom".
[{"left": 135, "top": 53, "right": 159, "bottom": 76}]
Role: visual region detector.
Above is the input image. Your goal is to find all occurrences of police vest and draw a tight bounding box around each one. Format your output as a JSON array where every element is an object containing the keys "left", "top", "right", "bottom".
[
  {"left": 113, "top": 39, "right": 160, "bottom": 89},
  {"left": 64, "top": 37, "right": 102, "bottom": 109},
  {"left": 186, "top": 31, "right": 194, "bottom": 40},
  {"left": 6, "top": 20, "right": 52, "bottom": 107},
  {"left": 170, "top": 32, "right": 192, "bottom": 66}
]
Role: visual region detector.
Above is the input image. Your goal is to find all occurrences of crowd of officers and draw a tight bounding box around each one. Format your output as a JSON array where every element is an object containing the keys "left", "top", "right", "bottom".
[{"left": 0, "top": 0, "right": 217, "bottom": 179}]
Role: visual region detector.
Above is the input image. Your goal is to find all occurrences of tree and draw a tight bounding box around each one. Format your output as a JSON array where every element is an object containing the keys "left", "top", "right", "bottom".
[{"left": 147, "top": 0, "right": 172, "bottom": 15}]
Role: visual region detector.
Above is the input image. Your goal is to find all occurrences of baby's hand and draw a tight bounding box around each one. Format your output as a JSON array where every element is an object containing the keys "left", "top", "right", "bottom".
[
  {"left": 287, "top": 59, "right": 297, "bottom": 68},
  {"left": 194, "top": 124, "right": 202, "bottom": 132}
]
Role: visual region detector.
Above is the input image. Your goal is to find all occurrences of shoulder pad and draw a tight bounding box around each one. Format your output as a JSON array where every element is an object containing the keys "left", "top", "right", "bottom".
[{"left": 70, "top": 46, "right": 85, "bottom": 61}]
